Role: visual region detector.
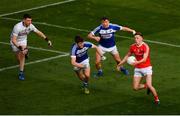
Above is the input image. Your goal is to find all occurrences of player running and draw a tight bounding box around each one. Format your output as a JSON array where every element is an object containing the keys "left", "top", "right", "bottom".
[
  {"left": 70, "top": 35, "right": 103, "bottom": 94},
  {"left": 117, "top": 32, "right": 160, "bottom": 104},
  {"left": 10, "top": 14, "right": 52, "bottom": 80},
  {"left": 88, "top": 17, "right": 136, "bottom": 77}
]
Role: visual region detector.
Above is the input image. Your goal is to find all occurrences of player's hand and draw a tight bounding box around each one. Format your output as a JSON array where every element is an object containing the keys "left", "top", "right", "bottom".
[
  {"left": 94, "top": 36, "right": 101, "bottom": 42},
  {"left": 101, "top": 55, "right": 106, "bottom": 61},
  {"left": 82, "top": 64, "right": 88, "bottom": 69},
  {"left": 132, "top": 61, "right": 138, "bottom": 66},
  {"left": 132, "top": 30, "right": 136, "bottom": 35},
  {"left": 45, "top": 37, "right": 52, "bottom": 47},
  {"left": 47, "top": 40, "right": 52, "bottom": 47},
  {"left": 22, "top": 48, "right": 28, "bottom": 55},
  {"left": 18, "top": 46, "right": 23, "bottom": 51}
]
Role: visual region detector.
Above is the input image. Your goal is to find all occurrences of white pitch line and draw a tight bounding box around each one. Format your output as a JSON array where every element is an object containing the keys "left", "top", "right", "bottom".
[
  {"left": 0, "top": 41, "right": 68, "bottom": 55},
  {"left": 1, "top": 17, "right": 180, "bottom": 48},
  {"left": 0, "top": 0, "right": 76, "bottom": 17},
  {"left": 0, "top": 54, "right": 69, "bottom": 72}
]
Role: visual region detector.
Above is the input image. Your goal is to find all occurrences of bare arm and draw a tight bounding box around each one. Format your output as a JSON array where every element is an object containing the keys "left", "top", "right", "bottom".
[
  {"left": 35, "top": 30, "right": 47, "bottom": 39},
  {"left": 11, "top": 35, "right": 19, "bottom": 48},
  {"left": 92, "top": 44, "right": 103, "bottom": 57},
  {"left": 87, "top": 32, "right": 101, "bottom": 42},
  {"left": 35, "top": 30, "right": 52, "bottom": 46},
  {"left": 117, "top": 51, "right": 132, "bottom": 67},
  {"left": 121, "top": 26, "right": 136, "bottom": 35},
  {"left": 71, "top": 56, "right": 84, "bottom": 68}
]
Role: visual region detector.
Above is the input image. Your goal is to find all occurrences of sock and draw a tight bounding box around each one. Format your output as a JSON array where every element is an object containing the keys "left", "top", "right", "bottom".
[
  {"left": 82, "top": 78, "right": 88, "bottom": 88},
  {"left": 144, "top": 83, "right": 148, "bottom": 89},
  {"left": 83, "top": 81, "right": 88, "bottom": 88},
  {"left": 154, "top": 96, "right": 159, "bottom": 101},
  {"left": 120, "top": 67, "right": 125, "bottom": 71}
]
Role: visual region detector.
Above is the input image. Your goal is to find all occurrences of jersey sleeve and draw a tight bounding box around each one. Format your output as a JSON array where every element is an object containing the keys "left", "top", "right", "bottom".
[
  {"left": 30, "top": 24, "right": 39, "bottom": 32},
  {"left": 112, "top": 24, "right": 123, "bottom": 31},
  {"left": 91, "top": 25, "right": 101, "bottom": 35},
  {"left": 143, "top": 43, "right": 149, "bottom": 53},
  {"left": 129, "top": 45, "right": 134, "bottom": 53},
  {"left": 84, "top": 41, "right": 93, "bottom": 48},
  {"left": 12, "top": 25, "right": 19, "bottom": 37},
  {"left": 70, "top": 44, "right": 76, "bottom": 57}
]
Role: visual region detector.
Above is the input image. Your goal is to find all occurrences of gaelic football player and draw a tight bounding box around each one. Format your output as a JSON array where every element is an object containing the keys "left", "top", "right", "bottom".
[
  {"left": 88, "top": 17, "right": 136, "bottom": 77},
  {"left": 117, "top": 32, "right": 160, "bottom": 104},
  {"left": 70, "top": 35, "right": 103, "bottom": 94},
  {"left": 10, "top": 14, "right": 52, "bottom": 80}
]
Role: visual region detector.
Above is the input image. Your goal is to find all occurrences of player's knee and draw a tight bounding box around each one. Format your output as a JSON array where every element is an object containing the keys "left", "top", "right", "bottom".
[{"left": 133, "top": 86, "right": 139, "bottom": 91}]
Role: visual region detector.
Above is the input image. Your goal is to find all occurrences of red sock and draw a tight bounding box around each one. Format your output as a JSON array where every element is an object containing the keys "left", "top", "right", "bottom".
[
  {"left": 144, "top": 83, "right": 147, "bottom": 89},
  {"left": 154, "top": 96, "right": 159, "bottom": 101}
]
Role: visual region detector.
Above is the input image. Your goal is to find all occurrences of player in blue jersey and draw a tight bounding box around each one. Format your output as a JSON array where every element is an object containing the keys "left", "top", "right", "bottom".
[
  {"left": 88, "top": 17, "right": 136, "bottom": 77},
  {"left": 70, "top": 35, "right": 103, "bottom": 94}
]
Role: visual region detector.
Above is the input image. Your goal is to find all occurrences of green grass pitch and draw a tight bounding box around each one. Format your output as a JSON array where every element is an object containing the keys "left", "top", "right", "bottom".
[{"left": 0, "top": 0, "right": 180, "bottom": 114}]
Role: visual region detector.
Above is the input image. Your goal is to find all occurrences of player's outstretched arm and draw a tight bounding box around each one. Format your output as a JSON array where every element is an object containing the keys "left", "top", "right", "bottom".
[
  {"left": 92, "top": 44, "right": 106, "bottom": 61},
  {"left": 117, "top": 52, "right": 131, "bottom": 70},
  {"left": 35, "top": 30, "right": 52, "bottom": 47},
  {"left": 121, "top": 26, "right": 136, "bottom": 35}
]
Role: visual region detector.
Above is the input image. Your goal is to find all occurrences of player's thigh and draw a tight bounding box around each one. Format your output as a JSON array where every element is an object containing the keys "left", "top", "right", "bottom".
[
  {"left": 133, "top": 76, "right": 142, "bottom": 88},
  {"left": 111, "top": 46, "right": 121, "bottom": 61},
  {"left": 75, "top": 70, "right": 84, "bottom": 79},
  {"left": 146, "top": 74, "right": 153, "bottom": 87},
  {"left": 84, "top": 67, "right": 90, "bottom": 78},
  {"left": 112, "top": 53, "right": 121, "bottom": 62}
]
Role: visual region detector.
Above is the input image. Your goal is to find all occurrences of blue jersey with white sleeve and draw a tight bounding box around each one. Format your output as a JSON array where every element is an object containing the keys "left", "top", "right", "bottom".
[
  {"left": 91, "top": 23, "right": 122, "bottom": 48},
  {"left": 71, "top": 42, "right": 93, "bottom": 63}
]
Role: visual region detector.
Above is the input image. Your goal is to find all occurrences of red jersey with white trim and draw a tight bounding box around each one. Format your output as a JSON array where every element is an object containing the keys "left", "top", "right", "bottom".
[{"left": 129, "top": 42, "right": 151, "bottom": 68}]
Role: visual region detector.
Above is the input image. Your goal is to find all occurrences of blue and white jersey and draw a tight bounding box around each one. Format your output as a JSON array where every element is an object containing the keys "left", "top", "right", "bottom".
[
  {"left": 91, "top": 23, "right": 122, "bottom": 48},
  {"left": 70, "top": 42, "right": 93, "bottom": 63}
]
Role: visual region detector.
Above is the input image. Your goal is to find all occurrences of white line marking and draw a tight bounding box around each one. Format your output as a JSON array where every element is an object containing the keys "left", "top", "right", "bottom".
[
  {"left": 1, "top": 17, "right": 180, "bottom": 48},
  {"left": 0, "top": 0, "right": 76, "bottom": 17},
  {"left": 0, "top": 41, "right": 68, "bottom": 54},
  {"left": 0, "top": 54, "right": 69, "bottom": 72}
]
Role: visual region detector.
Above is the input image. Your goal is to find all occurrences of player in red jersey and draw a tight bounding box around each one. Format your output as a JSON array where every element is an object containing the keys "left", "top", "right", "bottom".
[{"left": 117, "top": 32, "right": 160, "bottom": 104}]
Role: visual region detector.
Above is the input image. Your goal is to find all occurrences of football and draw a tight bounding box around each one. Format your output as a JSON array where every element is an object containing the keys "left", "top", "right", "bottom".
[{"left": 127, "top": 56, "right": 136, "bottom": 65}]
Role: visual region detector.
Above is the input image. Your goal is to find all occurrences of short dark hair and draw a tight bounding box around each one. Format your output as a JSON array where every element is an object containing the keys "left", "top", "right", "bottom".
[
  {"left": 23, "top": 14, "right": 31, "bottom": 19},
  {"left": 134, "top": 32, "right": 143, "bottom": 37},
  {"left": 101, "top": 17, "right": 109, "bottom": 21},
  {"left": 75, "top": 35, "right": 84, "bottom": 43}
]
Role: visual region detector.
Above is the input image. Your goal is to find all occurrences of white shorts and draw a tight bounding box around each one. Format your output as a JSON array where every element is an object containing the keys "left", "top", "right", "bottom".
[
  {"left": 99, "top": 45, "right": 118, "bottom": 55},
  {"left": 134, "top": 66, "right": 153, "bottom": 77},
  {"left": 73, "top": 59, "right": 90, "bottom": 71},
  {"left": 10, "top": 40, "right": 27, "bottom": 52}
]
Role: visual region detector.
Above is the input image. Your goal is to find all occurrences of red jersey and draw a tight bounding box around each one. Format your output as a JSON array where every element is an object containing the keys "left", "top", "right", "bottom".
[{"left": 130, "top": 42, "right": 151, "bottom": 68}]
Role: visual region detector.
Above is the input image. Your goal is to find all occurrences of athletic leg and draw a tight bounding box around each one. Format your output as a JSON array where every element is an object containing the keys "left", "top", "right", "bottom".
[{"left": 146, "top": 74, "right": 160, "bottom": 104}]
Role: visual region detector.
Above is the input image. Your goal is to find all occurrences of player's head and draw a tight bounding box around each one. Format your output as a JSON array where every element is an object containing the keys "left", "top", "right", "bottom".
[
  {"left": 75, "top": 35, "right": 84, "bottom": 48},
  {"left": 101, "top": 17, "right": 110, "bottom": 28},
  {"left": 23, "top": 14, "right": 32, "bottom": 27},
  {"left": 134, "top": 32, "right": 143, "bottom": 45}
]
